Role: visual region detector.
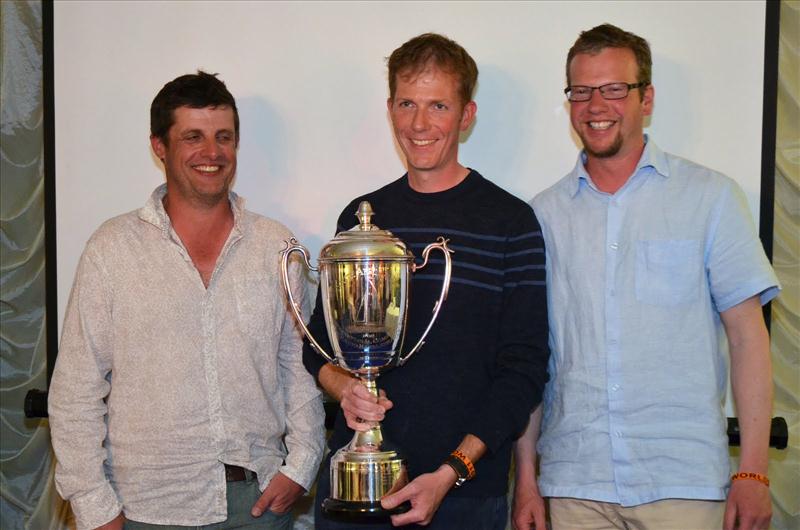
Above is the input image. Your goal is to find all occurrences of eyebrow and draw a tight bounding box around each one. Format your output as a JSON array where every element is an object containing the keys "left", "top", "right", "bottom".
[{"left": 179, "top": 128, "right": 235, "bottom": 136}]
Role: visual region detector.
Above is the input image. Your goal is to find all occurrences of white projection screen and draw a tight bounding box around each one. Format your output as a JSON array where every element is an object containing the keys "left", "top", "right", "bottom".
[{"left": 54, "top": 1, "right": 768, "bottom": 331}]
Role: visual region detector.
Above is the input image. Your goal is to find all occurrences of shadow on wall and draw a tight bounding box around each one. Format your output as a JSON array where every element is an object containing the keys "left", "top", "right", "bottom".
[{"left": 464, "top": 64, "right": 533, "bottom": 193}]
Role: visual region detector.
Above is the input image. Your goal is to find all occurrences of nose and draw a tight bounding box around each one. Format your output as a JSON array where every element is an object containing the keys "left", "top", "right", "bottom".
[
  {"left": 587, "top": 88, "right": 609, "bottom": 112},
  {"left": 411, "top": 109, "right": 429, "bottom": 131},
  {"left": 201, "top": 137, "right": 222, "bottom": 159}
]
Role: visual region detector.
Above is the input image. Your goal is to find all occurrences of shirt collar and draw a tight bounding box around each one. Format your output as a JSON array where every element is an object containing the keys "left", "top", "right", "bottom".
[
  {"left": 568, "top": 135, "right": 670, "bottom": 198},
  {"left": 138, "top": 183, "right": 245, "bottom": 237}
]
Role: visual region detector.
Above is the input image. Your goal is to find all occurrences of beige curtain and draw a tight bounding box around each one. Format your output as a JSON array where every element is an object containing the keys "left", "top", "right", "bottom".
[
  {"left": 766, "top": 1, "right": 800, "bottom": 528},
  {"left": 0, "top": 1, "right": 71, "bottom": 528},
  {"left": 0, "top": 1, "right": 795, "bottom": 529}
]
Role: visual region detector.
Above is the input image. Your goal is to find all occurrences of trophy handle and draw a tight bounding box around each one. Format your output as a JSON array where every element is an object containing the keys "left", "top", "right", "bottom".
[
  {"left": 280, "top": 238, "right": 338, "bottom": 365},
  {"left": 398, "top": 237, "right": 453, "bottom": 366}
]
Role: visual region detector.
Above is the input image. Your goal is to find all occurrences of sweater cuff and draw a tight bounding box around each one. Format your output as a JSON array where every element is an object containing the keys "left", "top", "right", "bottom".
[{"left": 70, "top": 482, "right": 123, "bottom": 530}]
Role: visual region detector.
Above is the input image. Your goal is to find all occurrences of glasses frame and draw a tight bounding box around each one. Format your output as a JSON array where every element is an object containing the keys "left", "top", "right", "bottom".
[{"left": 564, "top": 81, "right": 649, "bottom": 102}]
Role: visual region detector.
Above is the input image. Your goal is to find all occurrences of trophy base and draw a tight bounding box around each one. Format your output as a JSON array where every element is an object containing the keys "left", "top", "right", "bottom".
[
  {"left": 326, "top": 446, "right": 410, "bottom": 522},
  {"left": 322, "top": 498, "right": 411, "bottom": 521}
]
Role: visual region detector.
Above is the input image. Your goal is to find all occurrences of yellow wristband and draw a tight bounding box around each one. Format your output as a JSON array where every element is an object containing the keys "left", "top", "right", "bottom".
[{"left": 731, "top": 472, "right": 769, "bottom": 487}]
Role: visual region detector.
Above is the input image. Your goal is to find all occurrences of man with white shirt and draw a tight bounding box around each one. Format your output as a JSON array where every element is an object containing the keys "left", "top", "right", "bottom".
[{"left": 49, "top": 71, "right": 325, "bottom": 530}]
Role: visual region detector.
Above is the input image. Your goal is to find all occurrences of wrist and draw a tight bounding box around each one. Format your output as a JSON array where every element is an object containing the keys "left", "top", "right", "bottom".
[
  {"left": 436, "top": 464, "right": 459, "bottom": 487},
  {"left": 443, "top": 450, "right": 476, "bottom": 488},
  {"left": 514, "top": 464, "right": 537, "bottom": 485},
  {"left": 731, "top": 472, "right": 769, "bottom": 488},
  {"left": 515, "top": 476, "right": 540, "bottom": 493},
  {"left": 736, "top": 458, "right": 768, "bottom": 476}
]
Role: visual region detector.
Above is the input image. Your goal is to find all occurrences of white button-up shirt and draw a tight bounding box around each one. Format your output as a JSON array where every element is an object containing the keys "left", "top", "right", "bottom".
[{"left": 49, "top": 185, "right": 325, "bottom": 529}]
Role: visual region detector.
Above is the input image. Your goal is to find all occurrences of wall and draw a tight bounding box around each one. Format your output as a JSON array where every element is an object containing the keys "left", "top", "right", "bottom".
[{"left": 54, "top": 1, "right": 767, "bottom": 330}]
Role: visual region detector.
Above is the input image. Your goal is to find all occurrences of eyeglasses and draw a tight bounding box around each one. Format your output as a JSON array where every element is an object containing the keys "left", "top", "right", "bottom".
[{"left": 564, "top": 82, "right": 648, "bottom": 102}]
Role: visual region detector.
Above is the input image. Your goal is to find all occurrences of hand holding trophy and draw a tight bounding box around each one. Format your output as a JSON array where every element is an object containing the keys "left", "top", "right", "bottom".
[{"left": 280, "top": 201, "right": 452, "bottom": 520}]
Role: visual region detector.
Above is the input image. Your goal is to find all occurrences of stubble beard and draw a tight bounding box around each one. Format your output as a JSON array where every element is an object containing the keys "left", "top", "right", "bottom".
[
  {"left": 190, "top": 182, "right": 231, "bottom": 209},
  {"left": 169, "top": 172, "right": 232, "bottom": 210},
  {"left": 582, "top": 131, "right": 623, "bottom": 159}
]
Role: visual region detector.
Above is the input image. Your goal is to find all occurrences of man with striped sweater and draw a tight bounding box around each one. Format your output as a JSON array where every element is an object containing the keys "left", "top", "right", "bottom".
[{"left": 303, "top": 33, "right": 550, "bottom": 529}]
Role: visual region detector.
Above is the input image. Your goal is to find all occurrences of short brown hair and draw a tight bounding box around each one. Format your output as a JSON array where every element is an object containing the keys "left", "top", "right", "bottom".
[
  {"left": 387, "top": 33, "right": 478, "bottom": 107},
  {"left": 566, "top": 24, "right": 652, "bottom": 88},
  {"left": 150, "top": 71, "right": 239, "bottom": 145}
]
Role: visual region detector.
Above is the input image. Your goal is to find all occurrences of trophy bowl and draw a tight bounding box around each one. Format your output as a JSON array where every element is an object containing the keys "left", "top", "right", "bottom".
[{"left": 280, "top": 201, "right": 452, "bottom": 519}]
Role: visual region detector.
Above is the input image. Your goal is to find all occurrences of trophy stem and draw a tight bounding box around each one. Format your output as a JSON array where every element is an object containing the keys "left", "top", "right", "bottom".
[
  {"left": 326, "top": 373, "right": 411, "bottom": 520},
  {"left": 362, "top": 377, "right": 378, "bottom": 397},
  {"left": 351, "top": 376, "right": 384, "bottom": 451}
]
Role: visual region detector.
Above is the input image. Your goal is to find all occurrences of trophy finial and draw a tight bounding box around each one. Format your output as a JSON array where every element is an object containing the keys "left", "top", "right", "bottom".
[{"left": 356, "top": 201, "right": 374, "bottom": 230}]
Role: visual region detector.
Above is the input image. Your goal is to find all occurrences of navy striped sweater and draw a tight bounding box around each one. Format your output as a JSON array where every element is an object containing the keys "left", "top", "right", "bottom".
[{"left": 303, "top": 170, "right": 549, "bottom": 497}]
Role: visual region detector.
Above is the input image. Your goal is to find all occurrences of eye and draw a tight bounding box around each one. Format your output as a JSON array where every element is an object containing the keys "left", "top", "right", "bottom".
[
  {"left": 605, "top": 83, "right": 627, "bottom": 96},
  {"left": 398, "top": 100, "right": 414, "bottom": 109},
  {"left": 433, "top": 102, "right": 448, "bottom": 111},
  {"left": 183, "top": 133, "right": 201, "bottom": 142},
  {"left": 217, "top": 132, "right": 234, "bottom": 144},
  {"left": 572, "top": 87, "right": 591, "bottom": 97}
]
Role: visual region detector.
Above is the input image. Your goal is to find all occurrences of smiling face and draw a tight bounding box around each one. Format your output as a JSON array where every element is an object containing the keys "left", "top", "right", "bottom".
[
  {"left": 568, "top": 47, "right": 653, "bottom": 163},
  {"left": 150, "top": 105, "right": 237, "bottom": 208},
  {"left": 387, "top": 65, "right": 476, "bottom": 189}
]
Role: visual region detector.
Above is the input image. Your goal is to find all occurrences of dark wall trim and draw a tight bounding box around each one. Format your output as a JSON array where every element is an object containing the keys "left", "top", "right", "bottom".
[
  {"left": 43, "top": 0, "right": 57, "bottom": 386},
  {"left": 759, "top": 0, "right": 780, "bottom": 329}
]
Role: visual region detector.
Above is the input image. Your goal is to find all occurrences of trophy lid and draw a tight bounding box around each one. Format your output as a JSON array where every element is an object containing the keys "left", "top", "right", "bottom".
[{"left": 319, "top": 201, "right": 414, "bottom": 261}]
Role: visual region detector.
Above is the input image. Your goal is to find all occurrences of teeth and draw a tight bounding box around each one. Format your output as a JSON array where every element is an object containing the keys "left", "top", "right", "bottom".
[
  {"left": 411, "top": 139, "right": 435, "bottom": 146},
  {"left": 194, "top": 165, "right": 220, "bottom": 173},
  {"left": 589, "top": 121, "right": 614, "bottom": 130}
]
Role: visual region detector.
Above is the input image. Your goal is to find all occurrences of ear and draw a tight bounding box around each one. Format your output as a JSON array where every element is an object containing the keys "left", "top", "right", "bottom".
[
  {"left": 386, "top": 97, "right": 394, "bottom": 112},
  {"left": 641, "top": 84, "right": 654, "bottom": 117},
  {"left": 150, "top": 135, "right": 166, "bottom": 161},
  {"left": 460, "top": 101, "right": 477, "bottom": 131}
]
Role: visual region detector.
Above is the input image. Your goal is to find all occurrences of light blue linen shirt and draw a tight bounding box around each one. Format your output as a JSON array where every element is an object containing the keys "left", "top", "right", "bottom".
[{"left": 531, "top": 138, "right": 779, "bottom": 507}]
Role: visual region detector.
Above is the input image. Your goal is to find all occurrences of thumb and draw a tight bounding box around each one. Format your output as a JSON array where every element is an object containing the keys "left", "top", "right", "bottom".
[{"left": 380, "top": 488, "right": 410, "bottom": 510}]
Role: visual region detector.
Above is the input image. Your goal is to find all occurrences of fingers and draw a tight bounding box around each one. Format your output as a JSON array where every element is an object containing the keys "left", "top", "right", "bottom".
[
  {"left": 512, "top": 503, "right": 538, "bottom": 530},
  {"left": 341, "top": 381, "right": 392, "bottom": 430},
  {"left": 381, "top": 489, "right": 407, "bottom": 511},
  {"left": 251, "top": 488, "right": 276, "bottom": 517},
  {"left": 724, "top": 481, "right": 772, "bottom": 530},
  {"left": 383, "top": 471, "right": 449, "bottom": 527},
  {"left": 512, "top": 508, "right": 529, "bottom": 530},
  {"left": 389, "top": 493, "right": 428, "bottom": 527},
  {"left": 391, "top": 505, "right": 427, "bottom": 527},
  {"left": 377, "top": 389, "right": 395, "bottom": 411},
  {"left": 382, "top": 483, "right": 420, "bottom": 527},
  {"left": 533, "top": 507, "right": 547, "bottom": 530},
  {"left": 252, "top": 472, "right": 305, "bottom": 516}
]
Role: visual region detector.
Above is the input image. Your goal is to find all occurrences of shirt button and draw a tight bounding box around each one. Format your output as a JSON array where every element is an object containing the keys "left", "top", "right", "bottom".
[
  {"left": 615, "top": 431, "right": 623, "bottom": 437},
  {"left": 610, "top": 243, "right": 619, "bottom": 250},
  {"left": 611, "top": 384, "right": 620, "bottom": 391}
]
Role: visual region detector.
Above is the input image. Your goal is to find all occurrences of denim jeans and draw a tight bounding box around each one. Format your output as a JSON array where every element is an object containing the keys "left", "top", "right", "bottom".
[{"left": 123, "top": 473, "right": 292, "bottom": 530}]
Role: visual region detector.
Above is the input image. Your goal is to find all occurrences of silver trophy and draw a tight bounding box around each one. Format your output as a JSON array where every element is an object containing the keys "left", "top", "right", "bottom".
[{"left": 280, "top": 201, "right": 452, "bottom": 519}]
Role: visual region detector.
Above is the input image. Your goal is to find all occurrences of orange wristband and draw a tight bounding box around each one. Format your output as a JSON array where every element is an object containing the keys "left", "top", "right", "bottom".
[
  {"left": 731, "top": 472, "right": 769, "bottom": 487},
  {"left": 451, "top": 450, "right": 476, "bottom": 480}
]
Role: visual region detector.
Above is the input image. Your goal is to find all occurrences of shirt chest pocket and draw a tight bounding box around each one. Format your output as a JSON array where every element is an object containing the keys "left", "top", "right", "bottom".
[{"left": 635, "top": 239, "right": 702, "bottom": 306}]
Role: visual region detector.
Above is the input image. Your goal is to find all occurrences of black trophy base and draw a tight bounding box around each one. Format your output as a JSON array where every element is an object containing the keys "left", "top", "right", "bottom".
[{"left": 322, "top": 498, "right": 411, "bottom": 522}]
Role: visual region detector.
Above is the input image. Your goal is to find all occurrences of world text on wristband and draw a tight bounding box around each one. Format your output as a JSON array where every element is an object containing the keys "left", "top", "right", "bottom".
[{"left": 731, "top": 472, "right": 769, "bottom": 487}]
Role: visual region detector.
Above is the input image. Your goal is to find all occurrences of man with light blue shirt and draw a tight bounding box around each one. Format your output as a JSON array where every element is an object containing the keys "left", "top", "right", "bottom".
[{"left": 512, "top": 24, "right": 779, "bottom": 530}]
